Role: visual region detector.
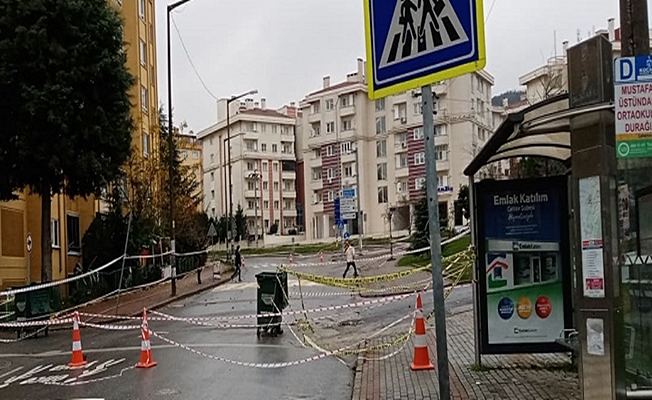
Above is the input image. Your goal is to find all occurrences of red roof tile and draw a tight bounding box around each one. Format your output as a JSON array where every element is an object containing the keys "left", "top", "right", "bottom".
[{"left": 307, "top": 81, "right": 361, "bottom": 97}]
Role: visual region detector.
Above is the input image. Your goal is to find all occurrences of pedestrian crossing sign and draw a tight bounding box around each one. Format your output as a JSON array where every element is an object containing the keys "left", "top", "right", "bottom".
[{"left": 364, "top": 0, "right": 486, "bottom": 99}]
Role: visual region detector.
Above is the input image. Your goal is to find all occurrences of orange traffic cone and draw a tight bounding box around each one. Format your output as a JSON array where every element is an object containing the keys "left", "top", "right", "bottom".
[
  {"left": 68, "top": 311, "right": 87, "bottom": 368},
  {"left": 289, "top": 254, "right": 293, "bottom": 264},
  {"left": 410, "top": 293, "right": 434, "bottom": 371},
  {"left": 136, "top": 309, "right": 157, "bottom": 369}
]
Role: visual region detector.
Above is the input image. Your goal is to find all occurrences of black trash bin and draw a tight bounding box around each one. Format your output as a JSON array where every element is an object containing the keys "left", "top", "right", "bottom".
[
  {"left": 13, "top": 284, "right": 52, "bottom": 338},
  {"left": 255, "top": 271, "right": 288, "bottom": 337}
]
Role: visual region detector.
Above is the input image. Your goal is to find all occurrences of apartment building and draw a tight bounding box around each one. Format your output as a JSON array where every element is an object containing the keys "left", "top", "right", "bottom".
[
  {"left": 198, "top": 99, "right": 299, "bottom": 237},
  {"left": 177, "top": 132, "right": 204, "bottom": 210},
  {"left": 0, "top": 0, "right": 159, "bottom": 289},
  {"left": 297, "top": 59, "right": 496, "bottom": 240}
]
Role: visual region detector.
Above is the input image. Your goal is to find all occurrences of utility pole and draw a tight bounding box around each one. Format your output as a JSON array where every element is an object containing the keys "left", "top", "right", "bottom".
[
  {"left": 387, "top": 206, "right": 395, "bottom": 260},
  {"left": 166, "top": 0, "right": 194, "bottom": 296},
  {"left": 620, "top": 0, "right": 650, "bottom": 56},
  {"left": 422, "top": 84, "right": 450, "bottom": 399},
  {"left": 249, "top": 169, "right": 261, "bottom": 248},
  {"left": 354, "top": 147, "right": 363, "bottom": 252}
]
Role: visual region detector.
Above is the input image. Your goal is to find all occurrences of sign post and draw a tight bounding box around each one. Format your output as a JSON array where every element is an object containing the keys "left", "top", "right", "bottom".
[
  {"left": 364, "top": 1, "right": 485, "bottom": 398},
  {"left": 26, "top": 233, "right": 32, "bottom": 284}
]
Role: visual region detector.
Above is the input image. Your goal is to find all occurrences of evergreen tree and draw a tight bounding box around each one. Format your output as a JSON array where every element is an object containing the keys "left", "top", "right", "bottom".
[
  {"left": 410, "top": 188, "right": 430, "bottom": 251},
  {"left": 0, "top": 0, "right": 134, "bottom": 281}
]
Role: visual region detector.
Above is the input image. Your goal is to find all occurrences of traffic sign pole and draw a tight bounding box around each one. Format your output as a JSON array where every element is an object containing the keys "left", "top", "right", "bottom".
[
  {"left": 26, "top": 233, "right": 32, "bottom": 285},
  {"left": 422, "top": 85, "right": 450, "bottom": 399}
]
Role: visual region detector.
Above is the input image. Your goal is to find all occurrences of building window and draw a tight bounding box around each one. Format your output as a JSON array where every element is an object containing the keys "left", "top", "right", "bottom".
[
  {"left": 247, "top": 200, "right": 255, "bottom": 209},
  {"left": 51, "top": 219, "right": 60, "bottom": 248},
  {"left": 375, "top": 116, "right": 386, "bottom": 134},
  {"left": 210, "top": 172, "right": 214, "bottom": 182},
  {"left": 340, "top": 96, "right": 349, "bottom": 108},
  {"left": 327, "top": 167, "right": 335, "bottom": 179},
  {"left": 397, "top": 180, "right": 408, "bottom": 194},
  {"left": 247, "top": 181, "right": 256, "bottom": 191},
  {"left": 263, "top": 181, "right": 269, "bottom": 190},
  {"left": 341, "top": 118, "right": 353, "bottom": 131},
  {"left": 211, "top": 190, "right": 215, "bottom": 199},
  {"left": 341, "top": 141, "right": 352, "bottom": 154},
  {"left": 273, "top": 162, "right": 278, "bottom": 172},
  {"left": 139, "top": 39, "right": 147, "bottom": 66},
  {"left": 311, "top": 123, "right": 321, "bottom": 137},
  {"left": 414, "top": 152, "right": 425, "bottom": 165},
  {"left": 210, "top": 153, "right": 214, "bottom": 164},
  {"left": 66, "top": 214, "right": 81, "bottom": 254},
  {"left": 260, "top": 123, "right": 267, "bottom": 133},
  {"left": 271, "top": 125, "right": 278, "bottom": 134},
  {"left": 138, "top": 0, "right": 145, "bottom": 19},
  {"left": 272, "top": 144, "right": 278, "bottom": 153},
  {"left": 274, "top": 182, "right": 279, "bottom": 192},
  {"left": 312, "top": 168, "right": 322, "bottom": 180},
  {"left": 192, "top": 150, "right": 199, "bottom": 159},
  {"left": 375, "top": 98, "right": 385, "bottom": 112},
  {"left": 261, "top": 143, "right": 267, "bottom": 152},
  {"left": 327, "top": 190, "right": 334, "bottom": 202},
  {"left": 377, "top": 186, "right": 388, "bottom": 204},
  {"left": 284, "top": 199, "right": 293, "bottom": 210},
  {"left": 435, "top": 124, "right": 447, "bottom": 136},
  {"left": 264, "top": 201, "right": 269, "bottom": 209},
  {"left": 343, "top": 163, "right": 353, "bottom": 178},
  {"left": 246, "top": 141, "right": 257, "bottom": 152},
  {"left": 415, "top": 177, "right": 426, "bottom": 190},
  {"left": 413, "top": 127, "right": 424, "bottom": 140},
  {"left": 274, "top": 200, "right": 279, "bottom": 210},
  {"left": 413, "top": 102, "right": 423, "bottom": 115},
  {"left": 437, "top": 175, "right": 449, "bottom": 188},
  {"left": 326, "top": 122, "right": 335, "bottom": 133},
  {"left": 246, "top": 161, "right": 255, "bottom": 171},
  {"left": 312, "top": 101, "right": 321, "bottom": 114},
  {"left": 377, "top": 163, "right": 387, "bottom": 181},
  {"left": 397, "top": 153, "right": 408, "bottom": 168},
  {"left": 326, "top": 99, "right": 334, "bottom": 110},
  {"left": 180, "top": 150, "right": 188, "bottom": 159},
  {"left": 262, "top": 162, "right": 268, "bottom": 172},
  {"left": 394, "top": 103, "right": 407, "bottom": 120},
  {"left": 435, "top": 145, "right": 448, "bottom": 161},
  {"left": 376, "top": 140, "right": 387, "bottom": 157},
  {"left": 142, "top": 132, "right": 149, "bottom": 158},
  {"left": 326, "top": 145, "right": 334, "bottom": 156},
  {"left": 141, "top": 86, "right": 148, "bottom": 112}
]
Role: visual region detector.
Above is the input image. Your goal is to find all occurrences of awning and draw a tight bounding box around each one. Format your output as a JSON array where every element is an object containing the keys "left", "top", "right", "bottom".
[{"left": 464, "top": 94, "right": 615, "bottom": 177}]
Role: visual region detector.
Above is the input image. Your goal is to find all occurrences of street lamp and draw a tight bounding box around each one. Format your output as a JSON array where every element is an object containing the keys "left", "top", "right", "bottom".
[
  {"left": 225, "top": 89, "right": 258, "bottom": 257},
  {"left": 248, "top": 169, "right": 261, "bottom": 248},
  {"left": 352, "top": 147, "right": 363, "bottom": 252},
  {"left": 167, "top": 0, "right": 195, "bottom": 296}
]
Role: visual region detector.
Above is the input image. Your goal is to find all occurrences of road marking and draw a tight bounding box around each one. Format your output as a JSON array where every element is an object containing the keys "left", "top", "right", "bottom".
[
  {"left": 212, "top": 279, "right": 327, "bottom": 293},
  {"left": 0, "top": 342, "right": 294, "bottom": 358},
  {"left": 0, "top": 367, "right": 23, "bottom": 380}
]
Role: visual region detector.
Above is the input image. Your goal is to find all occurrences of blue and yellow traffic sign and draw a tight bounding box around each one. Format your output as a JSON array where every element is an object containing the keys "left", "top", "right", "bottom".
[{"left": 364, "top": 0, "right": 486, "bottom": 99}]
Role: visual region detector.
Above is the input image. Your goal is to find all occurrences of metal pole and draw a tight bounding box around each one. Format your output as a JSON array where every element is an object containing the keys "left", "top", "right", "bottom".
[
  {"left": 469, "top": 176, "right": 481, "bottom": 367},
  {"left": 354, "top": 148, "right": 363, "bottom": 251},
  {"left": 226, "top": 102, "right": 232, "bottom": 257},
  {"left": 422, "top": 84, "right": 450, "bottom": 399},
  {"left": 115, "top": 211, "right": 133, "bottom": 313},
  {"left": 254, "top": 171, "right": 259, "bottom": 248},
  {"left": 620, "top": 0, "right": 650, "bottom": 56},
  {"left": 388, "top": 208, "right": 394, "bottom": 260},
  {"left": 166, "top": 7, "right": 177, "bottom": 296}
]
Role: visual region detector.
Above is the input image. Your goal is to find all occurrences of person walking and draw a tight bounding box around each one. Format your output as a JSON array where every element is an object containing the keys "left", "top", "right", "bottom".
[
  {"left": 343, "top": 241, "right": 358, "bottom": 279},
  {"left": 231, "top": 245, "right": 242, "bottom": 282}
]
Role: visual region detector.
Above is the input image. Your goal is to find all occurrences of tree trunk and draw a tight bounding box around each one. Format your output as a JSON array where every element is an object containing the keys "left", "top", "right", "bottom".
[{"left": 41, "top": 187, "right": 52, "bottom": 282}]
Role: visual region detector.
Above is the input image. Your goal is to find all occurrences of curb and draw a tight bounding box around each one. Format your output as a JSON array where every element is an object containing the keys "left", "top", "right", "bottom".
[
  {"left": 350, "top": 341, "right": 366, "bottom": 400},
  {"left": 51, "top": 269, "right": 234, "bottom": 330}
]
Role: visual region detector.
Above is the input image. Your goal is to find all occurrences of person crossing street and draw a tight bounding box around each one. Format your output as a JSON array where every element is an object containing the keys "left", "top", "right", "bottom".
[{"left": 343, "top": 241, "right": 358, "bottom": 279}]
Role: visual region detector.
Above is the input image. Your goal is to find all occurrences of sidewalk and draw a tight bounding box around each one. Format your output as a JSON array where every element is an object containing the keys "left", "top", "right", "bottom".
[
  {"left": 352, "top": 310, "right": 579, "bottom": 400},
  {"left": 77, "top": 263, "right": 232, "bottom": 321}
]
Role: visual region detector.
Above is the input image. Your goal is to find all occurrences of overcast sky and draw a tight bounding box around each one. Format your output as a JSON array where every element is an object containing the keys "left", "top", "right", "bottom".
[{"left": 156, "top": 0, "right": 633, "bottom": 132}]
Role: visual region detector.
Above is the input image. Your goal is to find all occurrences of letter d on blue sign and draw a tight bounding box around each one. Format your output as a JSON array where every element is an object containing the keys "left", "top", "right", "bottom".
[{"left": 617, "top": 58, "right": 634, "bottom": 82}]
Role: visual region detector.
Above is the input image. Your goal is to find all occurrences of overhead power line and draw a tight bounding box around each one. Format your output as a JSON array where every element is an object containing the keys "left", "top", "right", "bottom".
[{"left": 171, "top": 16, "right": 219, "bottom": 101}]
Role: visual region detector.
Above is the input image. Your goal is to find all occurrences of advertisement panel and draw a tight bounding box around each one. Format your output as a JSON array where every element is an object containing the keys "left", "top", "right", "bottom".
[{"left": 475, "top": 176, "right": 572, "bottom": 354}]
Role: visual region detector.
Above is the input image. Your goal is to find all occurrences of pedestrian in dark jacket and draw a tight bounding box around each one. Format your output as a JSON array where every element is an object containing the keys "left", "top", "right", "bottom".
[{"left": 231, "top": 245, "right": 242, "bottom": 282}]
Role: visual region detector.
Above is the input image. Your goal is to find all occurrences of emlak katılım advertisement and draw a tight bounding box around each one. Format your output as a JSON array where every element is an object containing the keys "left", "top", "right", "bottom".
[{"left": 475, "top": 176, "right": 572, "bottom": 354}]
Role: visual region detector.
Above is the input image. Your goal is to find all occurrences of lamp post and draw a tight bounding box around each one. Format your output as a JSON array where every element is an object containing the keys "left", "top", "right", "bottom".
[
  {"left": 352, "top": 147, "right": 363, "bottom": 252},
  {"left": 167, "top": 0, "right": 194, "bottom": 296},
  {"left": 225, "top": 89, "right": 258, "bottom": 258},
  {"left": 248, "top": 169, "right": 261, "bottom": 248}
]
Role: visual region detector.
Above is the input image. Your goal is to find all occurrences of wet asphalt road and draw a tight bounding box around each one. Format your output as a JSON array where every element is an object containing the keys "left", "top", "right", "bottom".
[{"left": 0, "top": 254, "right": 472, "bottom": 400}]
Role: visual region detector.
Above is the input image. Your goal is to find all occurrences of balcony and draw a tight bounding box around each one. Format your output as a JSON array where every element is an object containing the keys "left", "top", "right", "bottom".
[
  {"left": 282, "top": 209, "right": 298, "bottom": 217},
  {"left": 310, "top": 201, "right": 324, "bottom": 213},
  {"left": 282, "top": 170, "right": 296, "bottom": 180},
  {"left": 341, "top": 151, "right": 356, "bottom": 163},
  {"left": 282, "top": 191, "right": 297, "bottom": 199},
  {"left": 436, "top": 160, "right": 450, "bottom": 171},
  {"left": 243, "top": 149, "right": 259, "bottom": 158},
  {"left": 310, "top": 179, "right": 323, "bottom": 190},
  {"left": 243, "top": 131, "right": 259, "bottom": 140},
  {"left": 243, "top": 189, "right": 258, "bottom": 198},
  {"left": 280, "top": 151, "right": 295, "bottom": 161},
  {"left": 308, "top": 113, "right": 321, "bottom": 123},
  {"left": 309, "top": 157, "right": 322, "bottom": 167},
  {"left": 307, "top": 134, "right": 332, "bottom": 148},
  {"left": 396, "top": 167, "right": 409, "bottom": 178},
  {"left": 339, "top": 105, "right": 356, "bottom": 117}
]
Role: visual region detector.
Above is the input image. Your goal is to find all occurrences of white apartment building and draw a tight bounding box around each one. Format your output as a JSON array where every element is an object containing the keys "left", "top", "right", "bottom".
[
  {"left": 297, "top": 59, "right": 496, "bottom": 240},
  {"left": 197, "top": 98, "right": 299, "bottom": 237}
]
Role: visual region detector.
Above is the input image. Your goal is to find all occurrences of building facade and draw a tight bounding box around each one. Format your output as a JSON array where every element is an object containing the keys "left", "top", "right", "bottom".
[
  {"left": 297, "top": 59, "right": 497, "bottom": 240},
  {"left": 177, "top": 132, "right": 204, "bottom": 211},
  {"left": 198, "top": 99, "right": 299, "bottom": 237},
  {"left": 0, "top": 0, "right": 159, "bottom": 289}
]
